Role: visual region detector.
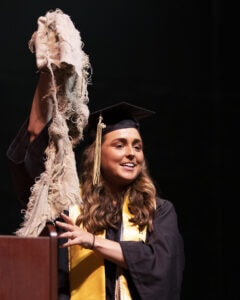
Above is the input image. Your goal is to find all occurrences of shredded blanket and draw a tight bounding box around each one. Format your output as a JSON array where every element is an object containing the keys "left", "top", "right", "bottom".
[{"left": 16, "top": 9, "right": 91, "bottom": 237}]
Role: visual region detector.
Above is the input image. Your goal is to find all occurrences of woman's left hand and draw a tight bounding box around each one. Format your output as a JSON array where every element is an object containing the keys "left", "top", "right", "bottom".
[
  {"left": 56, "top": 212, "right": 94, "bottom": 249},
  {"left": 56, "top": 213, "right": 127, "bottom": 268}
]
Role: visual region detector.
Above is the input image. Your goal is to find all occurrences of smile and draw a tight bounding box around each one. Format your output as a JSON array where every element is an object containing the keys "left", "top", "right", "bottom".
[{"left": 121, "top": 163, "right": 136, "bottom": 168}]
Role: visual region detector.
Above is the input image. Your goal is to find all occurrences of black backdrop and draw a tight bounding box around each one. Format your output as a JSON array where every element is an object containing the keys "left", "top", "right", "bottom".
[{"left": 0, "top": 1, "right": 238, "bottom": 300}]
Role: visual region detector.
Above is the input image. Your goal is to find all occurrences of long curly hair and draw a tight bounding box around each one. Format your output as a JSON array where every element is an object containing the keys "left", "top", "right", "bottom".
[{"left": 76, "top": 139, "right": 157, "bottom": 234}]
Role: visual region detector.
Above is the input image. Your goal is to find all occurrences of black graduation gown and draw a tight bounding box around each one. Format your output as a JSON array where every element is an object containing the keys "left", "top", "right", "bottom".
[{"left": 7, "top": 121, "right": 185, "bottom": 300}]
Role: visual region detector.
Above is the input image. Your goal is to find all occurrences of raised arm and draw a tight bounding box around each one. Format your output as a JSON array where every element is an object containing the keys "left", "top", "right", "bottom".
[
  {"left": 28, "top": 72, "right": 53, "bottom": 142},
  {"left": 6, "top": 73, "right": 52, "bottom": 206}
]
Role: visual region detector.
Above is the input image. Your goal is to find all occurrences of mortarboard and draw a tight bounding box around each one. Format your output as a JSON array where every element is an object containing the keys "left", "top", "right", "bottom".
[
  {"left": 86, "top": 102, "right": 155, "bottom": 187},
  {"left": 86, "top": 101, "right": 155, "bottom": 143}
]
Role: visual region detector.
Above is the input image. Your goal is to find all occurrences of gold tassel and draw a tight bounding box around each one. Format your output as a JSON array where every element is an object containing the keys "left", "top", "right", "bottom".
[{"left": 93, "top": 114, "right": 106, "bottom": 187}]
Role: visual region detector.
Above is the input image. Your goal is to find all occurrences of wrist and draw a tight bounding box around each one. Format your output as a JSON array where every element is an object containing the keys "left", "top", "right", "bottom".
[
  {"left": 82, "top": 233, "right": 95, "bottom": 250},
  {"left": 89, "top": 234, "right": 95, "bottom": 250}
]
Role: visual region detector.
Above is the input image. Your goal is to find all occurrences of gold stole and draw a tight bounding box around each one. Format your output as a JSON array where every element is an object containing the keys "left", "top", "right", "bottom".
[
  {"left": 68, "top": 205, "right": 105, "bottom": 300},
  {"left": 116, "top": 196, "right": 147, "bottom": 300},
  {"left": 68, "top": 194, "right": 147, "bottom": 300}
]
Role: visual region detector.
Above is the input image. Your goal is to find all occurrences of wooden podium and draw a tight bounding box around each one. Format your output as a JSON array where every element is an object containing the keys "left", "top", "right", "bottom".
[{"left": 0, "top": 224, "right": 58, "bottom": 300}]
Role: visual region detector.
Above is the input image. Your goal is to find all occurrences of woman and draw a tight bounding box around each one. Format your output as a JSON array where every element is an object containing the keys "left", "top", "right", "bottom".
[{"left": 7, "top": 74, "right": 185, "bottom": 299}]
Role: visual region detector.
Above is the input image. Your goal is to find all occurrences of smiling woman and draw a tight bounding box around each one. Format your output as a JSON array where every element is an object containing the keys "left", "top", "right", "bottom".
[
  {"left": 75, "top": 103, "right": 157, "bottom": 233},
  {"left": 55, "top": 101, "right": 185, "bottom": 300},
  {"left": 7, "top": 93, "right": 185, "bottom": 299},
  {"left": 6, "top": 9, "right": 184, "bottom": 300}
]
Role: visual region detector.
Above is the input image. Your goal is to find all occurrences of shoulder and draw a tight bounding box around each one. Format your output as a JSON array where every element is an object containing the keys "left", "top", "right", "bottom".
[
  {"left": 153, "top": 197, "right": 183, "bottom": 239},
  {"left": 154, "top": 196, "right": 179, "bottom": 221},
  {"left": 156, "top": 196, "right": 175, "bottom": 211}
]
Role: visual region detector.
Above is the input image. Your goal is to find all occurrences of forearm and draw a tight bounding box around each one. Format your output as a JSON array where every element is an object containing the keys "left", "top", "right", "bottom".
[
  {"left": 93, "top": 235, "right": 127, "bottom": 269},
  {"left": 28, "top": 72, "right": 53, "bottom": 142},
  {"left": 56, "top": 214, "right": 127, "bottom": 269}
]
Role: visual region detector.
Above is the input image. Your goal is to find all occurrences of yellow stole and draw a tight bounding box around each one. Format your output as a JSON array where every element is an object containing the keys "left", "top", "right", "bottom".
[
  {"left": 115, "top": 196, "right": 147, "bottom": 300},
  {"left": 68, "top": 194, "right": 147, "bottom": 300}
]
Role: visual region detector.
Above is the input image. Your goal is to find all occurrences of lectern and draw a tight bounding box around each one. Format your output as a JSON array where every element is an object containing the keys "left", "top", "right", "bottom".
[{"left": 0, "top": 224, "right": 58, "bottom": 300}]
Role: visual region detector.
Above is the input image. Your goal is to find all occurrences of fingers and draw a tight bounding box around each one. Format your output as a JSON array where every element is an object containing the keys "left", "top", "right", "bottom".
[
  {"left": 59, "top": 212, "right": 74, "bottom": 225},
  {"left": 55, "top": 220, "right": 74, "bottom": 233},
  {"left": 55, "top": 218, "right": 80, "bottom": 247},
  {"left": 59, "top": 240, "right": 74, "bottom": 248},
  {"left": 55, "top": 213, "right": 88, "bottom": 249},
  {"left": 55, "top": 212, "right": 74, "bottom": 231},
  {"left": 57, "top": 229, "right": 73, "bottom": 239},
  {"left": 58, "top": 230, "right": 81, "bottom": 248}
]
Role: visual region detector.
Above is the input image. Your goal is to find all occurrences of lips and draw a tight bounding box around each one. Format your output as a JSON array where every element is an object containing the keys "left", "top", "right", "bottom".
[{"left": 120, "top": 162, "right": 136, "bottom": 168}]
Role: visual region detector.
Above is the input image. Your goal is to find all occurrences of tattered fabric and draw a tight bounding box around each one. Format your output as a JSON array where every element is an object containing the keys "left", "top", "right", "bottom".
[{"left": 16, "top": 9, "right": 91, "bottom": 237}]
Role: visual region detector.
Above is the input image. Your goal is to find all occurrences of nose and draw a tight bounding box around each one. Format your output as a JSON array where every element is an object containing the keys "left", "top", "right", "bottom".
[{"left": 126, "top": 146, "right": 134, "bottom": 157}]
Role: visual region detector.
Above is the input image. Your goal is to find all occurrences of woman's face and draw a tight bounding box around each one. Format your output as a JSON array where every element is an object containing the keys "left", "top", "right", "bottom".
[{"left": 100, "top": 127, "right": 144, "bottom": 189}]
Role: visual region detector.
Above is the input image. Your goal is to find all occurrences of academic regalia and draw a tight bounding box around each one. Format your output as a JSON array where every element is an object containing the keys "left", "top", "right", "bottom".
[{"left": 7, "top": 103, "right": 185, "bottom": 300}]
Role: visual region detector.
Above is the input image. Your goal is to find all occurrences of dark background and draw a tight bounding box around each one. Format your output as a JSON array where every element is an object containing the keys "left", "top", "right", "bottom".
[{"left": 0, "top": 1, "right": 238, "bottom": 299}]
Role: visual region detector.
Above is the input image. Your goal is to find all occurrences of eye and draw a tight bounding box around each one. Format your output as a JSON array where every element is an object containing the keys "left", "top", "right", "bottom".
[
  {"left": 134, "top": 144, "right": 143, "bottom": 151},
  {"left": 115, "top": 142, "right": 124, "bottom": 148}
]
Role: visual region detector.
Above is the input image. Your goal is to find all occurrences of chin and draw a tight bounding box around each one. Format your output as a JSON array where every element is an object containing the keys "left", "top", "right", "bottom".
[{"left": 118, "top": 176, "right": 138, "bottom": 185}]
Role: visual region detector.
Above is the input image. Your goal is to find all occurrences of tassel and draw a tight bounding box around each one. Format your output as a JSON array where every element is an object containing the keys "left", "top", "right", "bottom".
[{"left": 93, "top": 115, "right": 106, "bottom": 186}]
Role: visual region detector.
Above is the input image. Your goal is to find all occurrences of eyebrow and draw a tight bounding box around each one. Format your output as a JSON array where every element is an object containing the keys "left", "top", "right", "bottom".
[{"left": 112, "top": 137, "right": 143, "bottom": 144}]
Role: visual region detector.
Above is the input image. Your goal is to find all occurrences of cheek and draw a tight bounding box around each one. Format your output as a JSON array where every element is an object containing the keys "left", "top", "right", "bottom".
[
  {"left": 100, "top": 154, "right": 118, "bottom": 178},
  {"left": 101, "top": 147, "right": 121, "bottom": 162},
  {"left": 136, "top": 155, "right": 145, "bottom": 173},
  {"left": 137, "top": 153, "right": 144, "bottom": 164},
  {"left": 100, "top": 149, "right": 116, "bottom": 168}
]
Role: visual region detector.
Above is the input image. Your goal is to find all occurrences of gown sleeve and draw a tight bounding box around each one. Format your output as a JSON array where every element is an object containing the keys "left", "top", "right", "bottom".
[
  {"left": 120, "top": 197, "right": 185, "bottom": 300},
  {"left": 6, "top": 119, "right": 49, "bottom": 206}
]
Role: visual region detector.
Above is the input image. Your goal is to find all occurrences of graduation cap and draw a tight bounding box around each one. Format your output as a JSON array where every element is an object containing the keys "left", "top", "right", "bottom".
[
  {"left": 85, "top": 102, "right": 155, "bottom": 186},
  {"left": 87, "top": 102, "right": 155, "bottom": 142}
]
